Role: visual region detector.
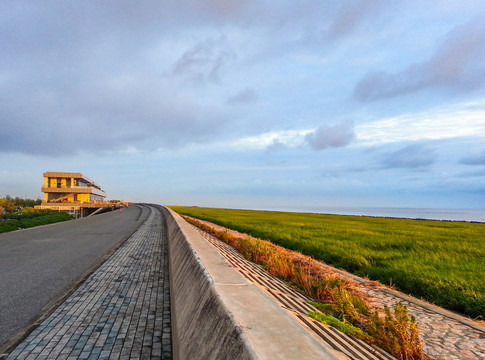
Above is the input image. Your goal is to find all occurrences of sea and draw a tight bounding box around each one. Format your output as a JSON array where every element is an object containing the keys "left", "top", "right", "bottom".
[{"left": 273, "top": 206, "right": 485, "bottom": 223}]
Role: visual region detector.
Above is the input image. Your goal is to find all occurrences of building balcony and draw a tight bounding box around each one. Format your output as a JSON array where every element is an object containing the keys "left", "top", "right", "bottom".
[{"left": 41, "top": 186, "right": 106, "bottom": 197}]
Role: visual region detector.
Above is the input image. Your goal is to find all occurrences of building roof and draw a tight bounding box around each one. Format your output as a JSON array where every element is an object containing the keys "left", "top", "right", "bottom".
[{"left": 43, "top": 172, "right": 102, "bottom": 191}]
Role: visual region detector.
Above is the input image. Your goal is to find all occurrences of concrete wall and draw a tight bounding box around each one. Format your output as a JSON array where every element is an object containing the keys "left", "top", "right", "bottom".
[{"left": 160, "top": 206, "right": 342, "bottom": 360}]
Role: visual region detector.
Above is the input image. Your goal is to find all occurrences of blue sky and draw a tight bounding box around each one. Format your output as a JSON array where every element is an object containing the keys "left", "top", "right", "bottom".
[{"left": 1, "top": 1, "right": 485, "bottom": 210}]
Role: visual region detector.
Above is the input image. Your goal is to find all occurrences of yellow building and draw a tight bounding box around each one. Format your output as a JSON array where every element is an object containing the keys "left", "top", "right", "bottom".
[
  {"left": 41, "top": 172, "right": 106, "bottom": 203},
  {"left": 38, "top": 172, "right": 108, "bottom": 218}
]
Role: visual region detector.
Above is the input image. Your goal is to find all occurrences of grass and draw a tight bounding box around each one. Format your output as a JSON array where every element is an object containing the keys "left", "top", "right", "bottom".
[
  {"left": 308, "top": 311, "right": 369, "bottom": 339},
  {"left": 0, "top": 210, "right": 73, "bottom": 233},
  {"left": 170, "top": 206, "right": 485, "bottom": 320}
]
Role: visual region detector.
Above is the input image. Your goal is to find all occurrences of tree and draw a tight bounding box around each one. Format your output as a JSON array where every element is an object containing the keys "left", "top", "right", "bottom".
[
  {"left": 0, "top": 195, "right": 42, "bottom": 211},
  {"left": 0, "top": 198, "right": 15, "bottom": 212}
]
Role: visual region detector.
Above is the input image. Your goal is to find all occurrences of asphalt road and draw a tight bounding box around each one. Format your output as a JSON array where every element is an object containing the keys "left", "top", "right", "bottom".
[{"left": 0, "top": 204, "right": 150, "bottom": 349}]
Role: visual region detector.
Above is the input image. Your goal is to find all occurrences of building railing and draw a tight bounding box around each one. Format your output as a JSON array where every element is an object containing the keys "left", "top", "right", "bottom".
[{"left": 41, "top": 186, "right": 106, "bottom": 196}]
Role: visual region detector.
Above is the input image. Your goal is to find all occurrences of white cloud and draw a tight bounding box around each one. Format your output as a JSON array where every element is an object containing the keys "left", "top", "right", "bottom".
[
  {"left": 231, "top": 129, "right": 309, "bottom": 150},
  {"left": 356, "top": 100, "right": 485, "bottom": 146},
  {"left": 218, "top": 100, "right": 485, "bottom": 153},
  {"left": 224, "top": 120, "right": 356, "bottom": 152}
]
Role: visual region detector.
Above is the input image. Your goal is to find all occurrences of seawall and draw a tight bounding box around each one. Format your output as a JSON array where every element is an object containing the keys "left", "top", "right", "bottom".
[{"left": 159, "top": 206, "right": 342, "bottom": 360}]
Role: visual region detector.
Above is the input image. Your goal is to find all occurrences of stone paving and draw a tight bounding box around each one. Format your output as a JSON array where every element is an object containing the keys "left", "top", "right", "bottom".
[
  {"left": 5, "top": 206, "right": 171, "bottom": 360},
  {"left": 364, "top": 288, "right": 485, "bottom": 360},
  {"left": 189, "top": 217, "right": 485, "bottom": 360}
]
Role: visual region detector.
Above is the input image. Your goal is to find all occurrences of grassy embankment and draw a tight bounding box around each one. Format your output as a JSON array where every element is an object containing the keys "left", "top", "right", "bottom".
[
  {"left": 170, "top": 206, "right": 485, "bottom": 320},
  {"left": 0, "top": 210, "right": 73, "bottom": 234}
]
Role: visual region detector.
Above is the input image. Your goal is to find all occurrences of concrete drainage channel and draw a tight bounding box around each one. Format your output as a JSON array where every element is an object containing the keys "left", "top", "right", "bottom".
[
  {"left": 160, "top": 206, "right": 394, "bottom": 360},
  {"left": 195, "top": 227, "right": 395, "bottom": 360}
]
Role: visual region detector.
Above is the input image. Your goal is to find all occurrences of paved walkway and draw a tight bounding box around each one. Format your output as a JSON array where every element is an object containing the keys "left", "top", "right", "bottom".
[{"left": 5, "top": 206, "right": 171, "bottom": 360}]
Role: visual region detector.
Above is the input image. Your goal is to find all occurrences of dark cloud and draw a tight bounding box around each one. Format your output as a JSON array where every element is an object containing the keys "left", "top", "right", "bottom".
[
  {"left": 172, "top": 38, "right": 236, "bottom": 83},
  {"left": 0, "top": 2, "right": 243, "bottom": 156},
  {"left": 327, "top": 0, "right": 384, "bottom": 40},
  {"left": 354, "top": 21, "right": 485, "bottom": 101},
  {"left": 265, "top": 140, "right": 286, "bottom": 153},
  {"left": 226, "top": 88, "right": 258, "bottom": 104},
  {"left": 380, "top": 144, "right": 435, "bottom": 169},
  {"left": 459, "top": 149, "right": 485, "bottom": 165},
  {"left": 196, "top": 0, "right": 255, "bottom": 20},
  {"left": 456, "top": 168, "right": 485, "bottom": 178},
  {"left": 0, "top": 73, "right": 228, "bottom": 156},
  {"left": 278, "top": 0, "right": 386, "bottom": 48},
  {"left": 305, "top": 120, "right": 354, "bottom": 150}
]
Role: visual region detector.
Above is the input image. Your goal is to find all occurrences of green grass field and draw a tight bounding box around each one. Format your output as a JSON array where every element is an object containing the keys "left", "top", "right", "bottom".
[
  {"left": 170, "top": 206, "right": 485, "bottom": 319},
  {"left": 0, "top": 211, "right": 73, "bottom": 233}
]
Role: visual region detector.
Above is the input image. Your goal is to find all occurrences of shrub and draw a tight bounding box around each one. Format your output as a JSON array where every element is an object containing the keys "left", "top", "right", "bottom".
[
  {"left": 0, "top": 220, "right": 21, "bottom": 233},
  {"left": 0, "top": 211, "right": 72, "bottom": 233},
  {"left": 366, "top": 303, "right": 424, "bottom": 360}
]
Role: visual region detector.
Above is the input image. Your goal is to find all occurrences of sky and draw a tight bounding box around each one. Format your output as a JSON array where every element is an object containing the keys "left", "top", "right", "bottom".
[{"left": 1, "top": 1, "right": 485, "bottom": 211}]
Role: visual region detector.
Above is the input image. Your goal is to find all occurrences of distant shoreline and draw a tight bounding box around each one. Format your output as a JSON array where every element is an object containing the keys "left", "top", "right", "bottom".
[
  {"left": 193, "top": 206, "right": 485, "bottom": 223},
  {"left": 305, "top": 207, "right": 485, "bottom": 223}
]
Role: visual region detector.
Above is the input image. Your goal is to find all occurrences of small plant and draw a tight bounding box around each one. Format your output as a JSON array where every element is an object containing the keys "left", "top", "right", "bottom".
[
  {"left": 366, "top": 303, "right": 425, "bottom": 360},
  {"left": 309, "top": 311, "right": 371, "bottom": 340}
]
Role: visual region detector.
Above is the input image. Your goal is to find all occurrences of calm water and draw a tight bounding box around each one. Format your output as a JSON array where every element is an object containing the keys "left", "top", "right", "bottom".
[{"left": 281, "top": 206, "right": 485, "bottom": 223}]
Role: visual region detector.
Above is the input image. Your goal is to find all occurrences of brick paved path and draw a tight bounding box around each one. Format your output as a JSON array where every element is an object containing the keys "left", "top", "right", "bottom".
[{"left": 5, "top": 206, "right": 171, "bottom": 360}]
